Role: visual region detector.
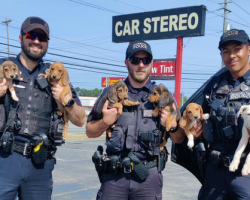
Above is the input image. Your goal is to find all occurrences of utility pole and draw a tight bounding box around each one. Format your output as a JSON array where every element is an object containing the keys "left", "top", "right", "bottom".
[
  {"left": 2, "top": 18, "right": 12, "bottom": 57},
  {"left": 220, "top": 0, "right": 231, "bottom": 68}
]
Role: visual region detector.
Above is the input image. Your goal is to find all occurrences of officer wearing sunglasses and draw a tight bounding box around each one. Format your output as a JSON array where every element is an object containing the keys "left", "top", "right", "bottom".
[
  {"left": 0, "top": 16, "right": 85, "bottom": 200},
  {"left": 87, "top": 40, "right": 185, "bottom": 200}
]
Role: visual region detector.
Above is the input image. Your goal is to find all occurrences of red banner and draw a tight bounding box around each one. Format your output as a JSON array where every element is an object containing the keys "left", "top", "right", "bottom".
[
  {"left": 101, "top": 77, "right": 125, "bottom": 87},
  {"left": 150, "top": 59, "right": 176, "bottom": 80}
]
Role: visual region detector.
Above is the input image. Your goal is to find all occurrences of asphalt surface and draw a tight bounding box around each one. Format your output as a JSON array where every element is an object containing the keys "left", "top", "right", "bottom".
[{"left": 52, "top": 136, "right": 201, "bottom": 200}]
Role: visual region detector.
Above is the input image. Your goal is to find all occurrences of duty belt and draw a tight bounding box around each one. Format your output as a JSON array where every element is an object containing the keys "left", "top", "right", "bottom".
[
  {"left": 209, "top": 150, "right": 248, "bottom": 168},
  {"left": 13, "top": 141, "right": 33, "bottom": 155}
]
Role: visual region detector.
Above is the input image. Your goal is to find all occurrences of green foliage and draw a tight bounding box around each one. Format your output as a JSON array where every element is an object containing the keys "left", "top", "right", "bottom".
[
  {"left": 75, "top": 87, "right": 103, "bottom": 97},
  {"left": 180, "top": 93, "right": 188, "bottom": 107}
]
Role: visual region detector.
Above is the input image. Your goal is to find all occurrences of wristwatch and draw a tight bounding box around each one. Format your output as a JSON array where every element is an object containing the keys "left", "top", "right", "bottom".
[
  {"left": 64, "top": 98, "right": 75, "bottom": 107},
  {"left": 169, "top": 124, "right": 179, "bottom": 133}
]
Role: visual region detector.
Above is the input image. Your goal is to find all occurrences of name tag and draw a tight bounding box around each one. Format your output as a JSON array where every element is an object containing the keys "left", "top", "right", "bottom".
[
  {"left": 13, "top": 84, "right": 26, "bottom": 89},
  {"left": 229, "top": 92, "right": 250, "bottom": 100},
  {"left": 143, "top": 109, "right": 153, "bottom": 117}
]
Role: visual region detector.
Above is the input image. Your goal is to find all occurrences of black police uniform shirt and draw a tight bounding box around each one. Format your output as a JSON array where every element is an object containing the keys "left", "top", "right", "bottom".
[
  {"left": 88, "top": 78, "right": 155, "bottom": 122},
  {"left": 0, "top": 55, "right": 82, "bottom": 141},
  {"left": 202, "top": 69, "right": 250, "bottom": 153}
]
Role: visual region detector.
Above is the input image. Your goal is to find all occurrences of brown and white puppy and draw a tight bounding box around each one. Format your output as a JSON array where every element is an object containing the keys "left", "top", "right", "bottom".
[
  {"left": 97, "top": 81, "right": 140, "bottom": 138},
  {"left": 179, "top": 103, "right": 209, "bottom": 148},
  {"left": 41, "top": 62, "right": 72, "bottom": 138},
  {"left": 0, "top": 61, "right": 21, "bottom": 101},
  {"left": 148, "top": 85, "right": 178, "bottom": 150},
  {"left": 229, "top": 105, "right": 250, "bottom": 176}
]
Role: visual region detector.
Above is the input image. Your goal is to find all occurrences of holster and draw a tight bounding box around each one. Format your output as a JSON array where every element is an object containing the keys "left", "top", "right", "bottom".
[
  {"left": 0, "top": 130, "right": 14, "bottom": 153},
  {"left": 157, "top": 147, "right": 168, "bottom": 172},
  {"left": 31, "top": 133, "right": 49, "bottom": 164},
  {"left": 128, "top": 152, "right": 149, "bottom": 181}
]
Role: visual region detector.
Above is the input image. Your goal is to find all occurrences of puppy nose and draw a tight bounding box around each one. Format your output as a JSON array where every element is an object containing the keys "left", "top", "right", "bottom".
[
  {"left": 52, "top": 75, "right": 56, "bottom": 79},
  {"left": 10, "top": 75, "right": 14, "bottom": 79},
  {"left": 194, "top": 116, "right": 198, "bottom": 120}
]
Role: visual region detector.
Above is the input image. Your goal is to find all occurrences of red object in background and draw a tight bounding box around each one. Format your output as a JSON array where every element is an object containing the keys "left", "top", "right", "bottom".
[
  {"left": 174, "top": 37, "right": 183, "bottom": 107},
  {"left": 150, "top": 59, "right": 175, "bottom": 80},
  {"left": 101, "top": 77, "right": 125, "bottom": 87}
]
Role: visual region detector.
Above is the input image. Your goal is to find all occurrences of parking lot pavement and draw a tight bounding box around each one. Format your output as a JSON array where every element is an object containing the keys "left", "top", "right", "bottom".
[{"left": 52, "top": 137, "right": 201, "bottom": 200}]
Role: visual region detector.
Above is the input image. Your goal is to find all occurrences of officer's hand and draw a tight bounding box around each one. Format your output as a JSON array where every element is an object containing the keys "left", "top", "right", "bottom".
[
  {"left": 160, "top": 103, "right": 177, "bottom": 128},
  {"left": 0, "top": 78, "right": 7, "bottom": 98},
  {"left": 102, "top": 100, "right": 120, "bottom": 125},
  {"left": 190, "top": 120, "right": 203, "bottom": 139},
  {"left": 51, "top": 82, "right": 71, "bottom": 104}
]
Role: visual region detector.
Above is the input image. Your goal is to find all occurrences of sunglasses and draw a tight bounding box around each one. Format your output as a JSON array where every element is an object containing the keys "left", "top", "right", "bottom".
[
  {"left": 23, "top": 31, "right": 49, "bottom": 42},
  {"left": 128, "top": 56, "right": 152, "bottom": 65}
]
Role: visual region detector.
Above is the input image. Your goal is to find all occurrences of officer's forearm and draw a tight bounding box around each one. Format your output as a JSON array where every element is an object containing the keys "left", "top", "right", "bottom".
[
  {"left": 86, "top": 119, "right": 108, "bottom": 138},
  {"left": 169, "top": 126, "right": 185, "bottom": 143},
  {"left": 66, "top": 104, "right": 85, "bottom": 127}
]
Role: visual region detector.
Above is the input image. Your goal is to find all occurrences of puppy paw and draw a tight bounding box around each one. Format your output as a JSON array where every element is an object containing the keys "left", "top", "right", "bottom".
[
  {"left": 229, "top": 159, "right": 240, "bottom": 172},
  {"left": 12, "top": 96, "right": 19, "bottom": 101},
  {"left": 203, "top": 113, "right": 210, "bottom": 120},
  {"left": 187, "top": 140, "right": 194, "bottom": 148}
]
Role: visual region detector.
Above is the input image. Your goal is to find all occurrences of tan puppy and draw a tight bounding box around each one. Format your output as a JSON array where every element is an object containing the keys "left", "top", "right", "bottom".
[
  {"left": 41, "top": 62, "right": 72, "bottom": 137},
  {"left": 148, "top": 85, "right": 177, "bottom": 150},
  {"left": 0, "top": 61, "right": 21, "bottom": 101},
  {"left": 97, "top": 81, "right": 140, "bottom": 138},
  {"left": 229, "top": 105, "right": 250, "bottom": 176},
  {"left": 179, "top": 103, "right": 209, "bottom": 148}
]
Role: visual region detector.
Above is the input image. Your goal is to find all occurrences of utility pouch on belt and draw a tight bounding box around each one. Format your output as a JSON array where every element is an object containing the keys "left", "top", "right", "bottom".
[
  {"left": 92, "top": 146, "right": 104, "bottom": 182},
  {"left": 157, "top": 147, "right": 168, "bottom": 172},
  {"left": 31, "top": 133, "right": 49, "bottom": 164},
  {"left": 128, "top": 152, "right": 149, "bottom": 181},
  {"left": 50, "top": 113, "right": 65, "bottom": 146},
  {"left": 0, "top": 131, "right": 14, "bottom": 153}
]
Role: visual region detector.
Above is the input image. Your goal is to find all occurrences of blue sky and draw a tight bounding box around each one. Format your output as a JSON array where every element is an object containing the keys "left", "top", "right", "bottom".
[{"left": 1, "top": 0, "right": 250, "bottom": 98}]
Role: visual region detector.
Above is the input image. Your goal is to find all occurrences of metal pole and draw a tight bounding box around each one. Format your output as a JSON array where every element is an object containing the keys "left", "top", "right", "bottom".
[
  {"left": 174, "top": 37, "right": 183, "bottom": 107},
  {"left": 2, "top": 18, "right": 12, "bottom": 57},
  {"left": 221, "top": 0, "right": 228, "bottom": 68}
]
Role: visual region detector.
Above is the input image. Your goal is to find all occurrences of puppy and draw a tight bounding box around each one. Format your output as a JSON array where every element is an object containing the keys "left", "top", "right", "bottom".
[
  {"left": 148, "top": 85, "right": 178, "bottom": 150},
  {"left": 179, "top": 103, "right": 209, "bottom": 148},
  {"left": 0, "top": 61, "right": 21, "bottom": 101},
  {"left": 96, "top": 81, "right": 140, "bottom": 138},
  {"left": 229, "top": 105, "right": 250, "bottom": 176},
  {"left": 40, "top": 62, "right": 72, "bottom": 138}
]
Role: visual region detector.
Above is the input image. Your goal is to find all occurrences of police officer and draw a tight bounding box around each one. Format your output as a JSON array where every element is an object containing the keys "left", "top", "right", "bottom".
[
  {"left": 195, "top": 29, "right": 250, "bottom": 199},
  {"left": 0, "top": 16, "right": 85, "bottom": 200},
  {"left": 86, "top": 40, "right": 185, "bottom": 200}
]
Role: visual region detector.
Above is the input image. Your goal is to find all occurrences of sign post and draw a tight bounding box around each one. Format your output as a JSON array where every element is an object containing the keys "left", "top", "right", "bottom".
[{"left": 175, "top": 37, "right": 183, "bottom": 106}]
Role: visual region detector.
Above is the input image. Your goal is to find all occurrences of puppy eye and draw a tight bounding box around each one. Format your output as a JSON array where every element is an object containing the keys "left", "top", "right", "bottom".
[
  {"left": 154, "top": 92, "right": 157, "bottom": 95},
  {"left": 196, "top": 108, "right": 199, "bottom": 110},
  {"left": 51, "top": 68, "right": 54, "bottom": 71},
  {"left": 188, "top": 111, "right": 192, "bottom": 113},
  {"left": 4, "top": 69, "right": 8, "bottom": 72},
  {"left": 118, "top": 89, "right": 122, "bottom": 92},
  {"left": 59, "top": 70, "right": 62, "bottom": 73}
]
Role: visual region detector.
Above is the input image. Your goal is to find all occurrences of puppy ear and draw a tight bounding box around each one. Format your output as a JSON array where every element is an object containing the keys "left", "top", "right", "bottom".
[
  {"left": 14, "top": 64, "right": 21, "bottom": 78},
  {"left": 237, "top": 105, "right": 248, "bottom": 118},
  {"left": 62, "top": 67, "right": 70, "bottom": 86},
  {"left": 107, "top": 85, "right": 118, "bottom": 103},
  {"left": 159, "top": 91, "right": 169, "bottom": 107},
  {"left": 199, "top": 105, "right": 203, "bottom": 119},
  {"left": 179, "top": 111, "right": 187, "bottom": 127},
  {"left": 0, "top": 64, "right": 4, "bottom": 80}
]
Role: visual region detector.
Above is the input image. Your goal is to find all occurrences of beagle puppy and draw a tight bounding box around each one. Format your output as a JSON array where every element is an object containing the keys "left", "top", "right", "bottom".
[
  {"left": 179, "top": 103, "right": 209, "bottom": 148},
  {"left": 41, "top": 62, "right": 72, "bottom": 138},
  {"left": 0, "top": 61, "right": 21, "bottom": 101},
  {"left": 96, "top": 81, "right": 140, "bottom": 138},
  {"left": 148, "top": 85, "right": 178, "bottom": 150},
  {"left": 229, "top": 105, "right": 250, "bottom": 176}
]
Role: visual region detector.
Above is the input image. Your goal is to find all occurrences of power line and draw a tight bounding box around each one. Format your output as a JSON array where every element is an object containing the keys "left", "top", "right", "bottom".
[
  {"left": 232, "top": 1, "right": 250, "bottom": 17},
  {"left": 68, "top": 0, "right": 123, "bottom": 14},
  {"left": 113, "top": 0, "right": 147, "bottom": 11}
]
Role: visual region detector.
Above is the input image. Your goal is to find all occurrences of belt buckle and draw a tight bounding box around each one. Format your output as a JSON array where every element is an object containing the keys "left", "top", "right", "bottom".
[
  {"left": 223, "top": 156, "right": 230, "bottom": 167},
  {"left": 23, "top": 142, "right": 31, "bottom": 156}
]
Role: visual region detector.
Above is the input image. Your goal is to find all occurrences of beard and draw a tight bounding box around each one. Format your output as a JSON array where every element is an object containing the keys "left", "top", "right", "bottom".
[
  {"left": 21, "top": 41, "right": 47, "bottom": 62},
  {"left": 127, "top": 64, "right": 151, "bottom": 83}
]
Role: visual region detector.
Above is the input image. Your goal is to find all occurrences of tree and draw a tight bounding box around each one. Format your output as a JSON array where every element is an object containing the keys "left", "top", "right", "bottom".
[{"left": 75, "top": 87, "right": 103, "bottom": 97}]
